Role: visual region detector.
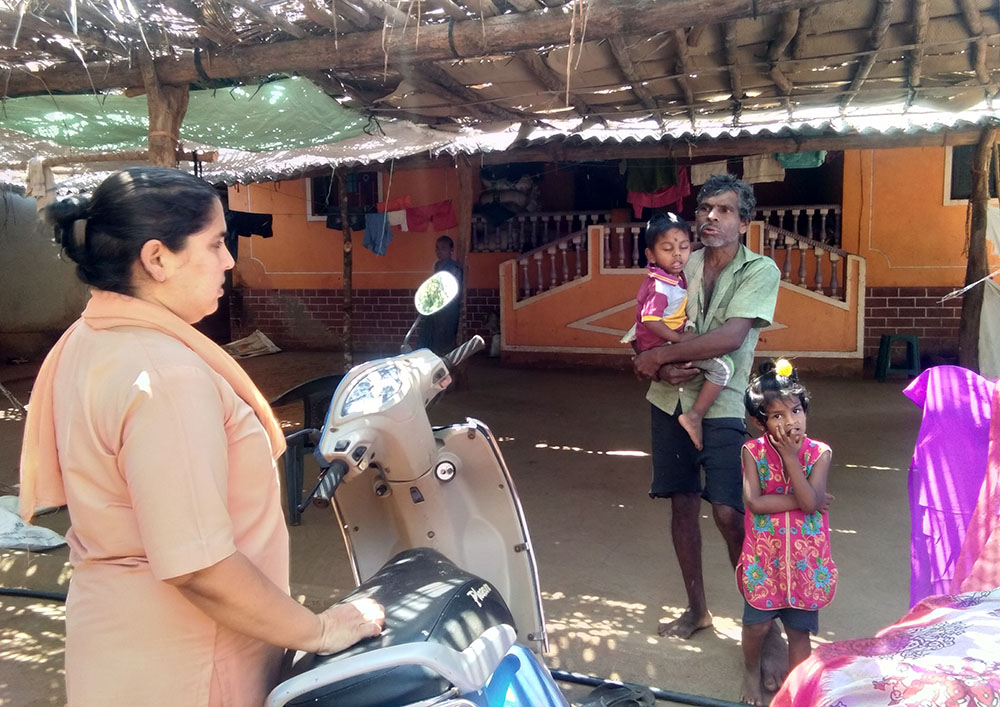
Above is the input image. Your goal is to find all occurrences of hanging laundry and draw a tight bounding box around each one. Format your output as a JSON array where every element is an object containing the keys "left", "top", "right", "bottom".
[
  {"left": 627, "top": 166, "right": 691, "bottom": 219},
  {"left": 377, "top": 195, "right": 412, "bottom": 213},
  {"left": 325, "top": 210, "right": 367, "bottom": 233},
  {"left": 405, "top": 200, "right": 458, "bottom": 231},
  {"left": 386, "top": 209, "right": 408, "bottom": 231},
  {"left": 625, "top": 159, "right": 678, "bottom": 193},
  {"left": 741, "top": 154, "right": 785, "bottom": 184},
  {"left": 364, "top": 213, "right": 393, "bottom": 255},
  {"left": 775, "top": 151, "right": 827, "bottom": 169},
  {"left": 226, "top": 210, "right": 273, "bottom": 238},
  {"left": 690, "top": 160, "right": 728, "bottom": 186},
  {"left": 25, "top": 156, "right": 56, "bottom": 212}
]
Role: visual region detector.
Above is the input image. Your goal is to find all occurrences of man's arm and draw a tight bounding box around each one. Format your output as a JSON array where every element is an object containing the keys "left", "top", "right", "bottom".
[{"left": 633, "top": 317, "right": 753, "bottom": 379}]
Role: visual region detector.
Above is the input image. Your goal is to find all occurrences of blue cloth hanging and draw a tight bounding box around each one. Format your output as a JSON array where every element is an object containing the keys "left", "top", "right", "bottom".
[{"left": 364, "top": 213, "right": 393, "bottom": 255}]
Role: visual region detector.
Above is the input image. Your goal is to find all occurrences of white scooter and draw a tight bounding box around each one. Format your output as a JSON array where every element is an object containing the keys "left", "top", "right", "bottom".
[{"left": 266, "top": 272, "right": 568, "bottom": 707}]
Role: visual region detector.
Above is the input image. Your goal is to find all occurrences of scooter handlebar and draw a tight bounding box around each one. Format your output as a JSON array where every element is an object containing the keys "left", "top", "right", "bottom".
[
  {"left": 298, "top": 459, "right": 349, "bottom": 512},
  {"left": 442, "top": 335, "right": 485, "bottom": 370}
]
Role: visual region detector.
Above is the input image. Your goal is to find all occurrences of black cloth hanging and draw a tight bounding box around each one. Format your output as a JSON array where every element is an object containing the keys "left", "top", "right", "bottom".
[{"left": 227, "top": 210, "right": 274, "bottom": 238}]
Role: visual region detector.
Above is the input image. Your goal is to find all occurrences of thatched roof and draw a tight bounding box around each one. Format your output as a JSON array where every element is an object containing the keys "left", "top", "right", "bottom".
[{"left": 3, "top": 0, "right": 998, "bottom": 128}]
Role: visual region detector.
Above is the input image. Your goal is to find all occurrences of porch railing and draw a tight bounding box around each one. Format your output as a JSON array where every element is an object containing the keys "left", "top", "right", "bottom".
[
  {"left": 514, "top": 230, "right": 589, "bottom": 300},
  {"left": 756, "top": 205, "right": 841, "bottom": 248},
  {"left": 472, "top": 211, "right": 610, "bottom": 252},
  {"left": 760, "top": 224, "right": 849, "bottom": 300}
]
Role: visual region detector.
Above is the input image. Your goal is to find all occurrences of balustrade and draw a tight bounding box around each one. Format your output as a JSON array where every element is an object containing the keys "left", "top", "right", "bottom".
[
  {"left": 516, "top": 230, "right": 590, "bottom": 300},
  {"left": 472, "top": 211, "right": 610, "bottom": 252}
]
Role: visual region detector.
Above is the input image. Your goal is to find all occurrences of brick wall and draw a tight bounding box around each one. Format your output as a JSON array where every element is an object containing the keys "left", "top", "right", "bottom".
[
  {"left": 864, "top": 286, "right": 962, "bottom": 364},
  {"left": 230, "top": 287, "right": 499, "bottom": 353}
]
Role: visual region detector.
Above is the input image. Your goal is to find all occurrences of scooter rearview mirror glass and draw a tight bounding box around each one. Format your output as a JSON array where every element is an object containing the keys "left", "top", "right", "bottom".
[{"left": 414, "top": 271, "right": 459, "bottom": 316}]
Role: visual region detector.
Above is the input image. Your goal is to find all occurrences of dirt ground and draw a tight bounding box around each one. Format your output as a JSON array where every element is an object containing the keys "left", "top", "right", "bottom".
[{"left": 0, "top": 352, "right": 921, "bottom": 706}]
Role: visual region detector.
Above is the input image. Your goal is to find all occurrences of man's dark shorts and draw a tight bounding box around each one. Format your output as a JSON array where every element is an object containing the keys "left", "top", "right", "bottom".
[
  {"left": 742, "top": 602, "right": 819, "bottom": 635},
  {"left": 649, "top": 402, "right": 746, "bottom": 512}
]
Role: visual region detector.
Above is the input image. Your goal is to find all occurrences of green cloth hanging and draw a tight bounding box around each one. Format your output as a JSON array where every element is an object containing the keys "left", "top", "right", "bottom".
[
  {"left": 775, "top": 151, "right": 827, "bottom": 169},
  {"left": 626, "top": 158, "right": 678, "bottom": 193}
]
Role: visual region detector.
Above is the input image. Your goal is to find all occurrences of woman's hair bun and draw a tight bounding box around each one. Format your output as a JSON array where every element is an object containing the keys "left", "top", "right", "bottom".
[
  {"left": 45, "top": 195, "right": 90, "bottom": 229},
  {"left": 45, "top": 195, "right": 92, "bottom": 257}
]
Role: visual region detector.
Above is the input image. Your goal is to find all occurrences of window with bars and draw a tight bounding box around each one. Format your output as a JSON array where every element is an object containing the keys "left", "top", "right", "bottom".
[{"left": 307, "top": 172, "right": 380, "bottom": 219}]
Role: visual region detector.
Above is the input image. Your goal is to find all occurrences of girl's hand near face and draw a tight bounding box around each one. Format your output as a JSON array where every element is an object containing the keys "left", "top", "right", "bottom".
[{"left": 768, "top": 423, "right": 803, "bottom": 460}]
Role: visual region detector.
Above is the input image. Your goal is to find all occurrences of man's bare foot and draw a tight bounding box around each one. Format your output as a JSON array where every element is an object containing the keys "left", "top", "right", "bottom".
[
  {"left": 760, "top": 623, "right": 789, "bottom": 691},
  {"left": 678, "top": 412, "right": 704, "bottom": 450},
  {"left": 740, "top": 667, "right": 766, "bottom": 706},
  {"left": 657, "top": 609, "right": 713, "bottom": 638}
]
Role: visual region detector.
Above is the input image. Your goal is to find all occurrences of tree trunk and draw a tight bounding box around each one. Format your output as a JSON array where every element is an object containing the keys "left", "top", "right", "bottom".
[
  {"left": 337, "top": 171, "right": 354, "bottom": 368},
  {"left": 958, "top": 125, "right": 998, "bottom": 371}
]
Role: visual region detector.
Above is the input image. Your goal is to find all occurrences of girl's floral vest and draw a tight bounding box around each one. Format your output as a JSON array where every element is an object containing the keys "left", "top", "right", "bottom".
[{"left": 736, "top": 436, "right": 838, "bottom": 611}]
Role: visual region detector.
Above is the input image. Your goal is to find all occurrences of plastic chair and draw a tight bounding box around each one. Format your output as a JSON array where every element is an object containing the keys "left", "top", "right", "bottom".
[
  {"left": 875, "top": 334, "right": 921, "bottom": 381},
  {"left": 269, "top": 374, "right": 344, "bottom": 524}
]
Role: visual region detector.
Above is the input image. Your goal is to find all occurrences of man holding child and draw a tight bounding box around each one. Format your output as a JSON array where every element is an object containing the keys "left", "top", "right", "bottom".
[{"left": 632, "top": 174, "right": 785, "bottom": 691}]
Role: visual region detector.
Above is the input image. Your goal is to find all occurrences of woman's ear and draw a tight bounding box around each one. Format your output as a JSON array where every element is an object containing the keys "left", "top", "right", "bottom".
[{"left": 138, "top": 239, "right": 169, "bottom": 282}]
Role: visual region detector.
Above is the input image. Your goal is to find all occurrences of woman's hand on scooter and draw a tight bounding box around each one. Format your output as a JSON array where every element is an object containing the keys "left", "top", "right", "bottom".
[{"left": 315, "top": 597, "right": 386, "bottom": 655}]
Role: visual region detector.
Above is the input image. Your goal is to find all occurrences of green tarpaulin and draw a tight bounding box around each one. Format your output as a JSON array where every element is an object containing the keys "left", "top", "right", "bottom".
[{"left": 0, "top": 78, "right": 367, "bottom": 153}]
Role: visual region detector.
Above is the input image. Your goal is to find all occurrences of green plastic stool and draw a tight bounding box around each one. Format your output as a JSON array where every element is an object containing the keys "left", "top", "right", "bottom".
[{"left": 875, "top": 334, "right": 921, "bottom": 381}]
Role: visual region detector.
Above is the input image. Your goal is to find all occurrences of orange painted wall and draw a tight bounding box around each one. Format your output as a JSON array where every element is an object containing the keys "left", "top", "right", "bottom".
[
  {"left": 228, "top": 165, "right": 503, "bottom": 291},
  {"left": 841, "top": 147, "right": 998, "bottom": 287}
]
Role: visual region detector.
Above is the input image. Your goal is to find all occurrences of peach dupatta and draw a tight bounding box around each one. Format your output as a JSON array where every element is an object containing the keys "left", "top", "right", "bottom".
[{"left": 19, "top": 289, "right": 286, "bottom": 521}]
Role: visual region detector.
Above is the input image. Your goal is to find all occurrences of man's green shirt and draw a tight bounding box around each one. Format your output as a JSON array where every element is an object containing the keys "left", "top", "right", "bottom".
[{"left": 646, "top": 244, "right": 780, "bottom": 419}]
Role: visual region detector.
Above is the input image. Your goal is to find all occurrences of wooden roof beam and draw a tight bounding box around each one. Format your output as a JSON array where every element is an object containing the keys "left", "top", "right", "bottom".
[
  {"left": 0, "top": 9, "right": 129, "bottom": 57},
  {"left": 301, "top": 0, "right": 370, "bottom": 33},
  {"left": 515, "top": 48, "right": 593, "bottom": 119},
  {"left": 956, "top": 0, "right": 993, "bottom": 88},
  {"left": 790, "top": 5, "right": 817, "bottom": 59},
  {"left": 422, "top": 0, "right": 468, "bottom": 21},
  {"left": 408, "top": 61, "right": 527, "bottom": 122},
  {"left": 906, "top": 0, "right": 929, "bottom": 108},
  {"left": 219, "top": 0, "right": 309, "bottom": 38},
  {"left": 608, "top": 36, "right": 662, "bottom": 123},
  {"left": 0, "top": 0, "right": 833, "bottom": 98},
  {"left": 670, "top": 29, "right": 697, "bottom": 128},
  {"left": 839, "top": 0, "right": 893, "bottom": 111},
  {"left": 351, "top": 0, "right": 409, "bottom": 25},
  {"left": 462, "top": 0, "right": 502, "bottom": 17},
  {"left": 722, "top": 21, "right": 743, "bottom": 122},
  {"left": 767, "top": 10, "right": 798, "bottom": 111},
  {"left": 506, "top": 0, "right": 542, "bottom": 11}
]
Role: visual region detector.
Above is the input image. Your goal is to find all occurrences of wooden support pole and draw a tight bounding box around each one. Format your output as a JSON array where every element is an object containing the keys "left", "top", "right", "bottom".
[
  {"left": 958, "top": 125, "right": 998, "bottom": 371},
  {"left": 336, "top": 170, "right": 354, "bottom": 367},
  {"left": 138, "top": 47, "right": 189, "bottom": 167},
  {"left": 451, "top": 156, "right": 476, "bottom": 390}
]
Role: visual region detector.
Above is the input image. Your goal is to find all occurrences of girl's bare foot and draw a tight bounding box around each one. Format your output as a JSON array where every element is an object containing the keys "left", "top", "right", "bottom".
[
  {"left": 760, "top": 623, "right": 789, "bottom": 691},
  {"left": 656, "top": 608, "right": 713, "bottom": 638},
  {"left": 678, "top": 412, "right": 704, "bottom": 450},
  {"left": 740, "top": 667, "right": 766, "bottom": 706}
]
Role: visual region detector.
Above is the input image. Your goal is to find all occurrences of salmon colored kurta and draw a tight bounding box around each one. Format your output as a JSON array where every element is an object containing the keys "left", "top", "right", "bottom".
[{"left": 51, "top": 323, "right": 289, "bottom": 706}]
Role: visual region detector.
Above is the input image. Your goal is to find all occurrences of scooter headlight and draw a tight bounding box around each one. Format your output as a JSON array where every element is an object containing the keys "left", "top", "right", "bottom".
[{"left": 341, "top": 365, "right": 406, "bottom": 417}]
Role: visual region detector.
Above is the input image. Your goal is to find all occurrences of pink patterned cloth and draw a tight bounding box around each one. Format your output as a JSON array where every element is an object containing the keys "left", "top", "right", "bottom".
[
  {"left": 773, "top": 373, "right": 1000, "bottom": 706},
  {"left": 626, "top": 167, "right": 691, "bottom": 219},
  {"left": 772, "top": 589, "right": 1000, "bottom": 707},
  {"left": 737, "top": 436, "right": 837, "bottom": 611}
]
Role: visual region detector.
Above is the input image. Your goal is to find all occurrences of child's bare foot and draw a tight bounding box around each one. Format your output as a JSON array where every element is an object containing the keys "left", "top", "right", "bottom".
[
  {"left": 678, "top": 411, "right": 704, "bottom": 450},
  {"left": 761, "top": 623, "right": 789, "bottom": 691},
  {"left": 740, "top": 666, "right": 766, "bottom": 706},
  {"left": 656, "top": 608, "right": 713, "bottom": 638}
]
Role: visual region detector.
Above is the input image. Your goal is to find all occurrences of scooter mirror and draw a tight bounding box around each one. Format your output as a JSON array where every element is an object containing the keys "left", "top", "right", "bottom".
[{"left": 414, "top": 271, "right": 460, "bottom": 316}]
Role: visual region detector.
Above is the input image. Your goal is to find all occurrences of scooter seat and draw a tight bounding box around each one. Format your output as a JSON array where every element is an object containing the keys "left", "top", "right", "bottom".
[{"left": 283, "top": 547, "right": 517, "bottom": 706}]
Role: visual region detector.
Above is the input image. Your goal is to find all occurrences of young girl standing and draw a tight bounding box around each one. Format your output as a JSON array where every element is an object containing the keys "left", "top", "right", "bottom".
[{"left": 737, "top": 360, "right": 837, "bottom": 706}]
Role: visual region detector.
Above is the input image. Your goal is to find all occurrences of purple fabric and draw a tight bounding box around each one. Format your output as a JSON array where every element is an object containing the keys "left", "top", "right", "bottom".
[{"left": 903, "top": 365, "right": 995, "bottom": 606}]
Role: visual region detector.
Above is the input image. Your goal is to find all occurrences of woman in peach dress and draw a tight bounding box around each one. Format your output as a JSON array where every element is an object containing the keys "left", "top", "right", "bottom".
[{"left": 19, "top": 168, "right": 384, "bottom": 706}]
